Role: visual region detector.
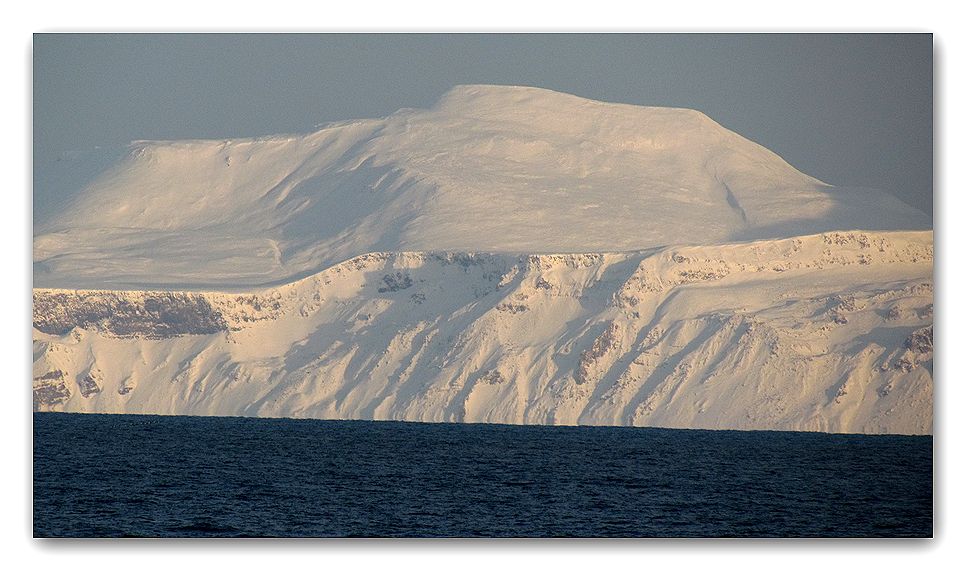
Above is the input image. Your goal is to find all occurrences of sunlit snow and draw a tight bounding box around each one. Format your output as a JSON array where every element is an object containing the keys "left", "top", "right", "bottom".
[{"left": 32, "top": 86, "right": 933, "bottom": 434}]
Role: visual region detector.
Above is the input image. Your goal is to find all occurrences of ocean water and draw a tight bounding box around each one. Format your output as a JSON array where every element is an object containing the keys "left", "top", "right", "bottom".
[{"left": 33, "top": 413, "right": 932, "bottom": 537}]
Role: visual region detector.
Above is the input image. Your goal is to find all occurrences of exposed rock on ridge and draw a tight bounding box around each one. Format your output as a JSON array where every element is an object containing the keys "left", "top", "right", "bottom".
[{"left": 33, "top": 231, "right": 933, "bottom": 434}]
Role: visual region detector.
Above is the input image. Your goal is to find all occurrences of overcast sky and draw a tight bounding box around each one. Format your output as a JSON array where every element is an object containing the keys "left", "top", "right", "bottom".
[{"left": 33, "top": 33, "right": 933, "bottom": 217}]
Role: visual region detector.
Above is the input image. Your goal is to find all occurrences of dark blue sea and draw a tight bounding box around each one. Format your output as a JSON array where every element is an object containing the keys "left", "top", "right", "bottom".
[{"left": 33, "top": 413, "right": 932, "bottom": 537}]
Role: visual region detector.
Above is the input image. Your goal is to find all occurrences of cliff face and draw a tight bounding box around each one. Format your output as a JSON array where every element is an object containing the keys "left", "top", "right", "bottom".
[{"left": 33, "top": 231, "right": 933, "bottom": 434}]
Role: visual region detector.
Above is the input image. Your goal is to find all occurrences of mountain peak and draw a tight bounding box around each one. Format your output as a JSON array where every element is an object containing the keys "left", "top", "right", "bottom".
[
  {"left": 34, "top": 86, "right": 929, "bottom": 289},
  {"left": 431, "top": 83, "right": 714, "bottom": 128},
  {"left": 436, "top": 83, "right": 702, "bottom": 113},
  {"left": 434, "top": 84, "right": 598, "bottom": 108}
]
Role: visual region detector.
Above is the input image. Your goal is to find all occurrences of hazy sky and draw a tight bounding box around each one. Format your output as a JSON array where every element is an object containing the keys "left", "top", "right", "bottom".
[{"left": 33, "top": 33, "right": 933, "bottom": 217}]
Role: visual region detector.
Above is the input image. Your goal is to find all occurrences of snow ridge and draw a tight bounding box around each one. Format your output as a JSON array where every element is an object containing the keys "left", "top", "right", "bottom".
[
  {"left": 34, "top": 85, "right": 929, "bottom": 290},
  {"left": 33, "top": 231, "right": 933, "bottom": 434}
]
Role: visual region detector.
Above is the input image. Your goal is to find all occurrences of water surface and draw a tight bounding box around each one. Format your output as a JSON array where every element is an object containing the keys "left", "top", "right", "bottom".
[{"left": 33, "top": 413, "right": 933, "bottom": 537}]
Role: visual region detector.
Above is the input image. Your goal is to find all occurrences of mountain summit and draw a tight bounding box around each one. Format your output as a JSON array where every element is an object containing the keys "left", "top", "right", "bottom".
[
  {"left": 35, "top": 85, "right": 928, "bottom": 289},
  {"left": 33, "top": 86, "right": 933, "bottom": 433}
]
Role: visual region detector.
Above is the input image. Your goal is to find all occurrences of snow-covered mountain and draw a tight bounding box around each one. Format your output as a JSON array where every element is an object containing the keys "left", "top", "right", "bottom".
[
  {"left": 34, "top": 84, "right": 928, "bottom": 290},
  {"left": 32, "top": 85, "right": 933, "bottom": 434}
]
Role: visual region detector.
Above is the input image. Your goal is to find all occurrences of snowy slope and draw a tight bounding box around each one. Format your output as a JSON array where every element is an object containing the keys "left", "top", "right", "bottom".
[
  {"left": 34, "top": 85, "right": 929, "bottom": 290},
  {"left": 33, "top": 231, "right": 933, "bottom": 434},
  {"left": 32, "top": 85, "right": 933, "bottom": 433}
]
